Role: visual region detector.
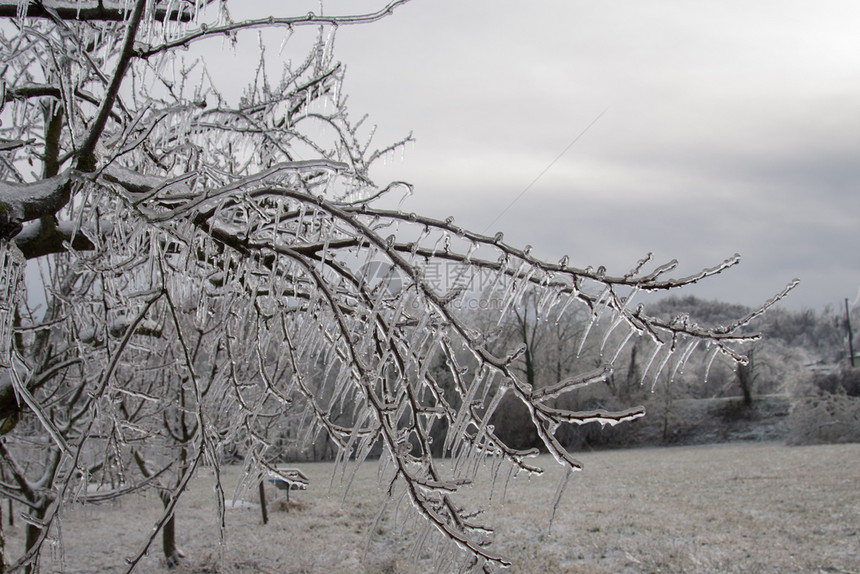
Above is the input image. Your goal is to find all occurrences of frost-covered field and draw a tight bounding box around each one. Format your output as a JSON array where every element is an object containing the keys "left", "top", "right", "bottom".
[{"left": 5, "top": 442, "right": 859, "bottom": 573}]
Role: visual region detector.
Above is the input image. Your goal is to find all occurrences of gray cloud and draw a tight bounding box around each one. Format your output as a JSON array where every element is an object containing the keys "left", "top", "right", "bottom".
[{"left": 312, "top": 0, "right": 860, "bottom": 309}]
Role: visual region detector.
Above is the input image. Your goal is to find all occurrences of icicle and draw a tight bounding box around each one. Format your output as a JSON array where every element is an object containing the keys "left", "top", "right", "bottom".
[
  {"left": 473, "top": 387, "right": 506, "bottom": 453},
  {"left": 576, "top": 311, "right": 598, "bottom": 360},
  {"left": 703, "top": 343, "right": 720, "bottom": 384},
  {"left": 429, "top": 232, "right": 446, "bottom": 258},
  {"left": 640, "top": 343, "right": 663, "bottom": 386},
  {"left": 396, "top": 185, "right": 413, "bottom": 211},
  {"left": 497, "top": 262, "right": 535, "bottom": 323},
  {"left": 600, "top": 301, "right": 630, "bottom": 356},
  {"left": 651, "top": 348, "right": 674, "bottom": 392},
  {"left": 463, "top": 241, "right": 477, "bottom": 264},
  {"left": 445, "top": 366, "right": 487, "bottom": 455},
  {"left": 609, "top": 328, "right": 636, "bottom": 365},
  {"left": 535, "top": 282, "right": 561, "bottom": 320},
  {"left": 672, "top": 339, "right": 700, "bottom": 382},
  {"left": 553, "top": 291, "right": 577, "bottom": 324},
  {"left": 548, "top": 467, "right": 574, "bottom": 532},
  {"left": 15, "top": 0, "right": 26, "bottom": 24},
  {"left": 577, "top": 287, "right": 612, "bottom": 358}
]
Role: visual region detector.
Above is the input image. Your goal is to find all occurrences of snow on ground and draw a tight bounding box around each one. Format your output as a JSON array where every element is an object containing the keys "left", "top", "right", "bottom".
[
  {"left": 224, "top": 500, "right": 261, "bottom": 510},
  {"left": 4, "top": 442, "right": 859, "bottom": 573}
]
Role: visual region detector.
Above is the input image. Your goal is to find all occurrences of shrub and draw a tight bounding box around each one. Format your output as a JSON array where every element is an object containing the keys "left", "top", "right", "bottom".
[{"left": 788, "top": 367, "right": 860, "bottom": 445}]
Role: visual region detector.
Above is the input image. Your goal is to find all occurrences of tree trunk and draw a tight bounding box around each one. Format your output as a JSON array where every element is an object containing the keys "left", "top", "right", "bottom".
[
  {"left": 661, "top": 405, "right": 669, "bottom": 443},
  {"left": 162, "top": 511, "right": 181, "bottom": 568},
  {"left": 132, "top": 451, "right": 183, "bottom": 567},
  {"left": 661, "top": 373, "right": 672, "bottom": 443},
  {"left": 23, "top": 510, "right": 44, "bottom": 574},
  {"left": 736, "top": 350, "right": 755, "bottom": 407},
  {"left": 0, "top": 502, "right": 5, "bottom": 574}
]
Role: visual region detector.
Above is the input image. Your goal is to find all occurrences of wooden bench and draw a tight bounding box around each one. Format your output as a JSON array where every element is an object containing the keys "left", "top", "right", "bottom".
[{"left": 266, "top": 467, "right": 309, "bottom": 502}]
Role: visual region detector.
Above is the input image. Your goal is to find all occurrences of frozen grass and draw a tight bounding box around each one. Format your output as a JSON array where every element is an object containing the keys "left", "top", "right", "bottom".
[{"left": 4, "top": 442, "right": 859, "bottom": 573}]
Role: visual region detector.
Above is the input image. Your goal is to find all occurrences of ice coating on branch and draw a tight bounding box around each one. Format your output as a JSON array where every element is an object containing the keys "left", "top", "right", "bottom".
[
  {"left": 0, "top": 243, "right": 24, "bottom": 363},
  {"left": 0, "top": 171, "right": 72, "bottom": 238}
]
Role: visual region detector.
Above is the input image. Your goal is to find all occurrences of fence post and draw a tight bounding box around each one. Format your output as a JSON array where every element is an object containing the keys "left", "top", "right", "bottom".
[
  {"left": 846, "top": 299, "right": 855, "bottom": 367},
  {"left": 259, "top": 480, "right": 268, "bottom": 525}
]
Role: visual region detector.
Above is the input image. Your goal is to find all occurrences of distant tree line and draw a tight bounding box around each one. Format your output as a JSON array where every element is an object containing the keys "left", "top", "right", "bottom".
[{"left": 274, "top": 295, "right": 857, "bottom": 457}]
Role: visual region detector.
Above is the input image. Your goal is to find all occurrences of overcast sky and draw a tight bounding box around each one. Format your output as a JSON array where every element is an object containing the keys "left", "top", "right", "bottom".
[{"left": 255, "top": 1, "right": 860, "bottom": 310}]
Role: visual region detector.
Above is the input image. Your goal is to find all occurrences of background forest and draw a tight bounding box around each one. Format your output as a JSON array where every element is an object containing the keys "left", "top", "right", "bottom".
[
  {"left": 489, "top": 295, "right": 860, "bottom": 450},
  {"left": 273, "top": 294, "right": 860, "bottom": 462}
]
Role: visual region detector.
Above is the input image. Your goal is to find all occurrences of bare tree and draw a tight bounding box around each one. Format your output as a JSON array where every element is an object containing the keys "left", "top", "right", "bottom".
[{"left": 0, "top": 1, "right": 796, "bottom": 571}]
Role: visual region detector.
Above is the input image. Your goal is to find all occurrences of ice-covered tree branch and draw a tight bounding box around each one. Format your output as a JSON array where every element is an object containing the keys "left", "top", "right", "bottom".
[
  {"left": 0, "top": 0, "right": 212, "bottom": 22},
  {"left": 134, "top": 0, "right": 416, "bottom": 59},
  {"left": 75, "top": 0, "right": 146, "bottom": 172},
  {"left": 0, "top": 171, "right": 72, "bottom": 239}
]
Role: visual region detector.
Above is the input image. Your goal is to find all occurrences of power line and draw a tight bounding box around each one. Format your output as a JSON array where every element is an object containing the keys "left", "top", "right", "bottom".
[{"left": 482, "top": 107, "right": 608, "bottom": 234}]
